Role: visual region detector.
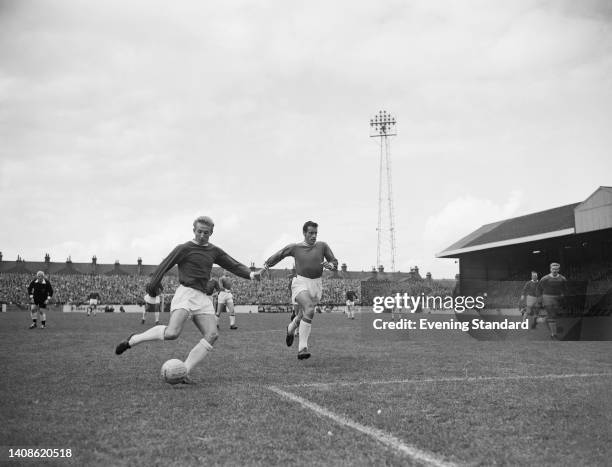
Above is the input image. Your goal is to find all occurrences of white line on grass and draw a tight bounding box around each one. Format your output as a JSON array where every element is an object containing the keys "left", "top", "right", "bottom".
[
  {"left": 223, "top": 329, "right": 284, "bottom": 335},
  {"left": 268, "top": 385, "right": 458, "bottom": 467},
  {"left": 283, "top": 372, "right": 612, "bottom": 389}
]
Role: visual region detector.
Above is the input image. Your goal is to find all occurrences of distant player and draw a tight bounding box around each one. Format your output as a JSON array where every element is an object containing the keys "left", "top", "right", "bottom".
[
  {"left": 206, "top": 276, "right": 221, "bottom": 329},
  {"left": 27, "top": 271, "right": 53, "bottom": 329},
  {"left": 142, "top": 281, "right": 162, "bottom": 325},
  {"left": 115, "top": 216, "right": 261, "bottom": 383},
  {"left": 346, "top": 290, "right": 358, "bottom": 319},
  {"left": 217, "top": 270, "right": 238, "bottom": 330},
  {"left": 520, "top": 271, "right": 539, "bottom": 329},
  {"left": 260, "top": 221, "right": 338, "bottom": 360},
  {"left": 87, "top": 291, "right": 101, "bottom": 316},
  {"left": 537, "top": 262, "right": 567, "bottom": 340}
]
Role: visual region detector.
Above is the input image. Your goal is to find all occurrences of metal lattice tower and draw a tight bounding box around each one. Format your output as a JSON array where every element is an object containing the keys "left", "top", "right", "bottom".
[{"left": 370, "top": 110, "right": 397, "bottom": 272}]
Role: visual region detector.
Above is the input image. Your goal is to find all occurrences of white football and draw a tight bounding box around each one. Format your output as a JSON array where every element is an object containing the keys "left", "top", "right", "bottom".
[{"left": 160, "top": 359, "right": 187, "bottom": 385}]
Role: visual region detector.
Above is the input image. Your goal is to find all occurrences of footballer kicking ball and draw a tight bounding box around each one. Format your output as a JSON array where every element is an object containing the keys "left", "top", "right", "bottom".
[{"left": 160, "top": 359, "right": 188, "bottom": 385}]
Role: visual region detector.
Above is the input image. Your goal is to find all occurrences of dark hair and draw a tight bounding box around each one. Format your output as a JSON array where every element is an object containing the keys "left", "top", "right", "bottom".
[
  {"left": 302, "top": 221, "right": 318, "bottom": 233},
  {"left": 531, "top": 271, "right": 538, "bottom": 275}
]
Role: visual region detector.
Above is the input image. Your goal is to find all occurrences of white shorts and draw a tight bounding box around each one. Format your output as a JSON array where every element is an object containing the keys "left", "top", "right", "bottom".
[
  {"left": 218, "top": 291, "right": 234, "bottom": 306},
  {"left": 89, "top": 299, "right": 98, "bottom": 306},
  {"left": 171, "top": 285, "right": 215, "bottom": 316},
  {"left": 144, "top": 294, "right": 161, "bottom": 305},
  {"left": 291, "top": 275, "right": 323, "bottom": 304},
  {"left": 144, "top": 294, "right": 161, "bottom": 313},
  {"left": 346, "top": 300, "right": 355, "bottom": 307}
]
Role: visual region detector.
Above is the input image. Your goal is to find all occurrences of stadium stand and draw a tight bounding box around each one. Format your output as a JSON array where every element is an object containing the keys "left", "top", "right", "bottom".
[{"left": 437, "top": 186, "right": 612, "bottom": 315}]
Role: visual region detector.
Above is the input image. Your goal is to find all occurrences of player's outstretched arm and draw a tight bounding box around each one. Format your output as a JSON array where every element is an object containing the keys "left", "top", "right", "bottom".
[
  {"left": 263, "top": 244, "right": 295, "bottom": 271},
  {"left": 215, "top": 249, "right": 260, "bottom": 281}
]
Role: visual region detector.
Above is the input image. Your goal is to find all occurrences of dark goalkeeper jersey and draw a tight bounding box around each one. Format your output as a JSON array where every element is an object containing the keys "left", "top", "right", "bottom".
[
  {"left": 27, "top": 279, "right": 53, "bottom": 305},
  {"left": 147, "top": 241, "right": 251, "bottom": 296},
  {"left": 537, "top": 274, "right": 567, "bottom": 297},
  {"left": 522, "top": 281, "right": 538, "bottom": 297}
]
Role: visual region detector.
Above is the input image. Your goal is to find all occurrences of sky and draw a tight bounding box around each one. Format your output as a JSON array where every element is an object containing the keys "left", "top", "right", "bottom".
[{"left": 1, "top": 0, "right": 611, "bottom": 278}]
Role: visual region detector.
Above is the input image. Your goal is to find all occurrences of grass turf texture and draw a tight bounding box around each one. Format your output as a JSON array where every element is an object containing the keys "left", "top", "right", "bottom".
[{"left": 0, "top": 311, "right": 610, "bottom": 466}]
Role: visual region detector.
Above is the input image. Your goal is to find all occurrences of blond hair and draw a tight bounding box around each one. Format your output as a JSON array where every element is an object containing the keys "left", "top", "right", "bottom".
[{"left": 193, "top": 216, "right": 214, "bottom": 229}]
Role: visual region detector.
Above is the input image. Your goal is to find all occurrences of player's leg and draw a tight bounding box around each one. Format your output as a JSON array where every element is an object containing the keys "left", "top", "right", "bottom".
[
  {"left": 525, "top": 303, "right": 532, "bottom": 328},
  {"left": 213, "top": 296, "right": 219, "bottom": 329},
  {"left": 141, "top": 307, "right": 146, "bottom": 324},
  {"left": 545, "top": 299, "right": 559, "bottom": 339},
  {"left": 227, "top": 299, "right": 237, "bottom": 329},
  {"left": 532, "top": 299, "right": 542, "bottom": 329},
  {"left": 29, "top": 304, "right": 38, "bottom": 329},
  {"left": 39, "top": 305, "right": 46, "bottom": 328},
  {"left": 286, "top": 305, "right": 303, "bottom": 344},
  {"left": 154, "top": 311, "right": 160, "bottom": 325},
  {"left": 294, "top": 290, "right": 316, "bottom": 359},
  {"left": 292, "top": 304, "right": 302, "bottom": 337},
  {"left": 115, "top": 308, "right": 189, "bottom": 354},
  {"left": 184, "top": 314, "right": 218, "bottom": 375},
  {"left": 528, "top": 295, "right": 539, "bottom": 329},
  {"left": 217, "top": 302, "right": 226, "bottom": 326},
  {"left": 92, "top": 305, "right": 96, "bottom": 316}
]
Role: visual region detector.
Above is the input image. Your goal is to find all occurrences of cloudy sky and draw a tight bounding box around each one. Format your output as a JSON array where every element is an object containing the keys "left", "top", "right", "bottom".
[{"left": 1, "top": 0, "right": 611, "bottom": 278}]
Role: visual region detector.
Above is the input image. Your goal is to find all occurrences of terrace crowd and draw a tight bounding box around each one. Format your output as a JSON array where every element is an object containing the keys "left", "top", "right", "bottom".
[{"left": 0, "top": 273, "right": 362, "bottom": 307}]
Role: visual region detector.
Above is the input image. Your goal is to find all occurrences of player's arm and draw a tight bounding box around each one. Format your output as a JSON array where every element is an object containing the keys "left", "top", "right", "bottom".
[
  {"left": 215, "top": 249, "right": 258, "bottom": 281},
  {"left": 147, "top": 245, "right": 184, "bottom": 296},
  {"left": 535, "top": 278, "right": 546, "bottom": 305},
  {"left": 520, "top": 281, "right": 530, "bottom": 301},
  {"left": 321, "top": 242, "right": 338, "bottom": 270},
  {"left": 261, "top": 244, "right": 295, "bottom": 273},
  {"left": 561, "top": 275, "right": 568, "bottom": 298},
  {"left": 27, "top": 281, "right": 35, "bottom": 301},
  {"left": 46, "top": 282, "right": 53, "bottom": 303}
]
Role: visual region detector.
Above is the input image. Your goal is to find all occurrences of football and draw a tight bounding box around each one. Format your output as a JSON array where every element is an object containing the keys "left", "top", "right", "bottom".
[{"left": 160, "top": 359, "right": 188, "bottom": 385}]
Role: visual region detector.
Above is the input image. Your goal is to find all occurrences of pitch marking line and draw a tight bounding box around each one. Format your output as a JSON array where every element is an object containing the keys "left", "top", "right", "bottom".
[
  {"left": 283, "top": 372, "right": 612, "bottom": 389},
  {"left": 268, "top": 385, "right": 458, "bottom": 467}
]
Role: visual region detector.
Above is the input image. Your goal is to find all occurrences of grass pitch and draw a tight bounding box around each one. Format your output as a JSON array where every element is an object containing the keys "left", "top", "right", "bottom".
[{"left": 1, "top": 310, "right": 611, "bottom": 466}]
